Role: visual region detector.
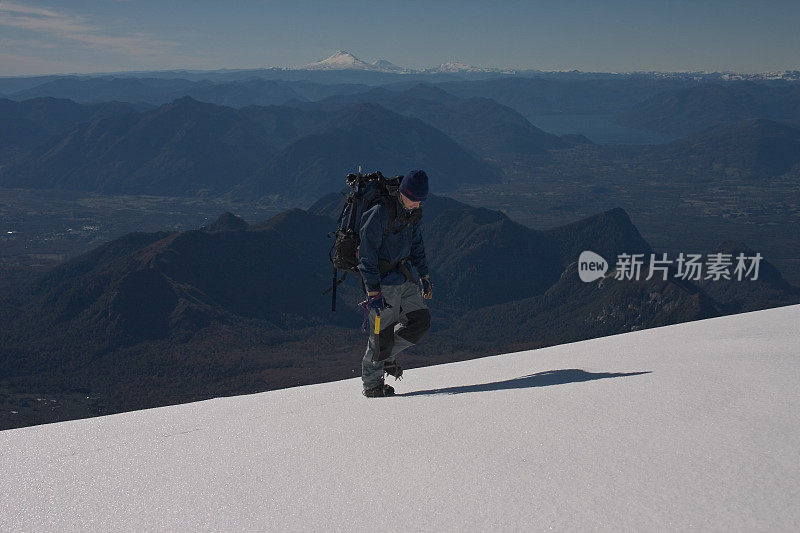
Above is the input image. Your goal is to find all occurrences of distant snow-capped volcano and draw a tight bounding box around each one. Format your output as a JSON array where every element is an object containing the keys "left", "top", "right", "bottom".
[
  {"left": 371, "top": 58, "right": 408, "bottom": 73},
  {"left": 425, "top": 61, "right": 515, "bottom": 74},
  {"left": 296, "top": 51, "right": 517, "bottom": 75},
  {"left": 299, "top": 51, "right": 412, "bottom": 73}
]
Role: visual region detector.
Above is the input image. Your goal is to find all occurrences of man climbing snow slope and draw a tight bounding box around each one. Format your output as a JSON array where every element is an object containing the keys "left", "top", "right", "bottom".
[{"left": 358, "top": 169, "right": 433, "bottom": 397}]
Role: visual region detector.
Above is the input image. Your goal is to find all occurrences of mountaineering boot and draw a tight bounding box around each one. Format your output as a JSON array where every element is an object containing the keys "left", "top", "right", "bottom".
[
  {"left": 363, "top": 382, "right": 395, "bottom": 397},
  {"left": 384, "top": 360, "right": 403, "bottom": 380}
]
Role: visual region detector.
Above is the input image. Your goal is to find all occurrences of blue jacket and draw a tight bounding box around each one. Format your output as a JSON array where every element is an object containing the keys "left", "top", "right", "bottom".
[{"left": 357, "top": 199, "right": 429, "bottom": 291}]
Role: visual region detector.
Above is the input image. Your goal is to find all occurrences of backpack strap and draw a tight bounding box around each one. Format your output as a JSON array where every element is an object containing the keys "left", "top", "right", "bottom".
[
  {"left": 381, "top": 195, "right": 400, "bottom": 237},
  {"left": 378, "top": 257, "right": 415, "bottom": 283}
]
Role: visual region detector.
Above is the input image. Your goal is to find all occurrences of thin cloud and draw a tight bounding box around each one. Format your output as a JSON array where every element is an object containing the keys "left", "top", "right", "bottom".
[
  {"left": 0, "top": 1, "right": 62, "bottom": 18},
  {"left": 0, "top": 1, "right": 177, "bottom": 57}
]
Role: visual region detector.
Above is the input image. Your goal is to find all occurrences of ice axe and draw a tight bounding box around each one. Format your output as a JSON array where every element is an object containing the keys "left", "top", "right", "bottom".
[
  {"left": 373, "top": 309, "right": 382, "bottom": 362},
  {"left": 360, "top": 295, "right": 391, "bottom": 362}
]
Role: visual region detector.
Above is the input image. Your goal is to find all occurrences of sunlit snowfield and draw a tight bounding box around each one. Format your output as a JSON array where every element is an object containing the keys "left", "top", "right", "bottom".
[{"left": 2, "top": 305, "right": 798, "bottom": 532}]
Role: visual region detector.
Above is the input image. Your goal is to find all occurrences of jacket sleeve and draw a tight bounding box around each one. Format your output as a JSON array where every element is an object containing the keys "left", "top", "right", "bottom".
[
  {"left": 409, "top": 222, "right": 429, "bottom": 278},
  {"left": 357, "top": 205, "right": 386, "bottom": 291}
]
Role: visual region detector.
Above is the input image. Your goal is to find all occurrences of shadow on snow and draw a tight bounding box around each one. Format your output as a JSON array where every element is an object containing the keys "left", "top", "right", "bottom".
[{"left": 397, "top": 368, "right": 652, "bottom": 397}]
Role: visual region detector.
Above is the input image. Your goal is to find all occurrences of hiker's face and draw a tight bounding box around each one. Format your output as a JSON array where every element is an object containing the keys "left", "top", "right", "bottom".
[{"left": 400, "top": 192, "right": 421, "bottom": 210}]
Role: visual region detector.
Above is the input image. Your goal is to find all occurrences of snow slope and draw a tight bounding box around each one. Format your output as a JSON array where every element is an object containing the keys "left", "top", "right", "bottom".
[{"left": 2, "top": 305, "right": 799, "bottom": 531}]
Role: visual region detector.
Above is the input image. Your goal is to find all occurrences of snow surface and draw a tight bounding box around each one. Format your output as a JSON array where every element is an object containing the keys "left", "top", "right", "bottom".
[{"left": 2, "top": 305, "right": 799, "bottom": 532}]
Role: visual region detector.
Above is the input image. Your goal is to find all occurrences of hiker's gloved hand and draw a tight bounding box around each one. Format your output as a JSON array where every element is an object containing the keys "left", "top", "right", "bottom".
[
  {"left": 363, "top": 291, "right": 390, "bottom": 315},
  {"left": 359, "top": 291, "right": 391, "bottom": 332},
  {"left": 420, "top": 275, "right": 433, "bottom": 299}
]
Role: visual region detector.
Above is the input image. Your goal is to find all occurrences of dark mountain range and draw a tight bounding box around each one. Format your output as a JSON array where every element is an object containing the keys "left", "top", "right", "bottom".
[
  {"left": 4, "top": 209, "right": 352, "bottom": 352},
  {"left": 695, "top": 241, "right": 800, "bottom": 313},
  {"left": 237, "top": 105, "right": 335, "bottom": 150},
  {"left": 421, "top": 206, "right": 562, "bottom": 307},
  {"left": 0, "top": 97, "right": 277, "bottom": 195},
  {"left": 544, "top": 207, "right": 653, "bottom": 267},
  {"left": 434, "top": 76, "right": 694, "bottom": 117},
  {"left": 162, "top": 78, "right": 305, "bottom": 107},
  {"left": 8, "top": 76, "right": 201, "bottom": 103},
  {"left": 0, "top": 111, "right": 49, "bottom": 161},
  {"left": 314, "top": 192, "right": 565, "bottom": 308},
  {"left": 2, "top": 68, "right": 623, "bottom": 96},
  {"left": 0, "top": 97, "right": 146, "bottom": 135},
  {"left": 440, "top": 260, "right": 719, "bottom": 351},
  {"left": 204, "top": 211, "right": 250, "bottom": 232},
  {"left": 421, "top": 205, "right": 658, "bottom": 315},
  {"left": 305, "top": 84, "right": 571, "bottom": 157},
  {"left": 0, "top": 202, "right": 655, "bottom": 370},
  {"left": 615, "top": 82, "right": 800, "bottom": 136},
  {"left": 0, "top": 75, "right": 66, "bottom": 96},
  {"left": 1, "top": 197, "right": 797, "bottom": 430},
  {"left": 283, "top": 81, "right": 373, "bottom": 102},
  {"left": 649, "top": 119, "right": 800, "bottom": 177},
  {"left": 6, "top": 75, "right": 372, "bottom": 107},
  {"left": 228, "top": 102, "right": 503, "bottom": 202},
  {"left": 8, "top": 74, "right": 794, "bottom": 143},
  {"left": 167, "top": 79, "right": 374, "bottom": 107},
  {"left": 0, "top": 97, "right": 146, "bottom": 159},
  {"left": 1, "top": 97, "right": 504, "bottom": 201}
]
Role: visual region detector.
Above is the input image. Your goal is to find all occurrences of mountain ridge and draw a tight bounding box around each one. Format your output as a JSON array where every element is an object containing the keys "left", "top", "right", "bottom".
[{"left": 2, "top": 198, "right": 796, "bottom": 430}]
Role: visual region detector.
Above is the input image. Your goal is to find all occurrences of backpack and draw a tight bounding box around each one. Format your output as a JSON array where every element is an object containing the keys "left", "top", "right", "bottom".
[{"left": 323, "top": 170, "right": 421, "bottom": 311}]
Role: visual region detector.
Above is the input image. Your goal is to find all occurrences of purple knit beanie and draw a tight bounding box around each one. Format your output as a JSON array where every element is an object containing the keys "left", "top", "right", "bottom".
[{"left": 399, "top": 169, "right": 429, "bottom": 202}]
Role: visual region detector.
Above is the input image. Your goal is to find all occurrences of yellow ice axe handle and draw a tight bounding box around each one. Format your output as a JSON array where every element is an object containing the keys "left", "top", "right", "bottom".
[{"left": 373, "top": 313, "right": 381, "bottom": 335}]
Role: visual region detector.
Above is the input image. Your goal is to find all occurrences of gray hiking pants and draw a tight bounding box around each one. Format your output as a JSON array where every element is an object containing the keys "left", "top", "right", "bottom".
[{"left": 362, "top": 280, "right": 431, "bottom": 390}]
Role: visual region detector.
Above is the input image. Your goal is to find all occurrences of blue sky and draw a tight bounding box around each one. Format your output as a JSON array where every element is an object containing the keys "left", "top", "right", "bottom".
[{"left": 1, "top": 0, "right": 798, "bottom": 76}]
